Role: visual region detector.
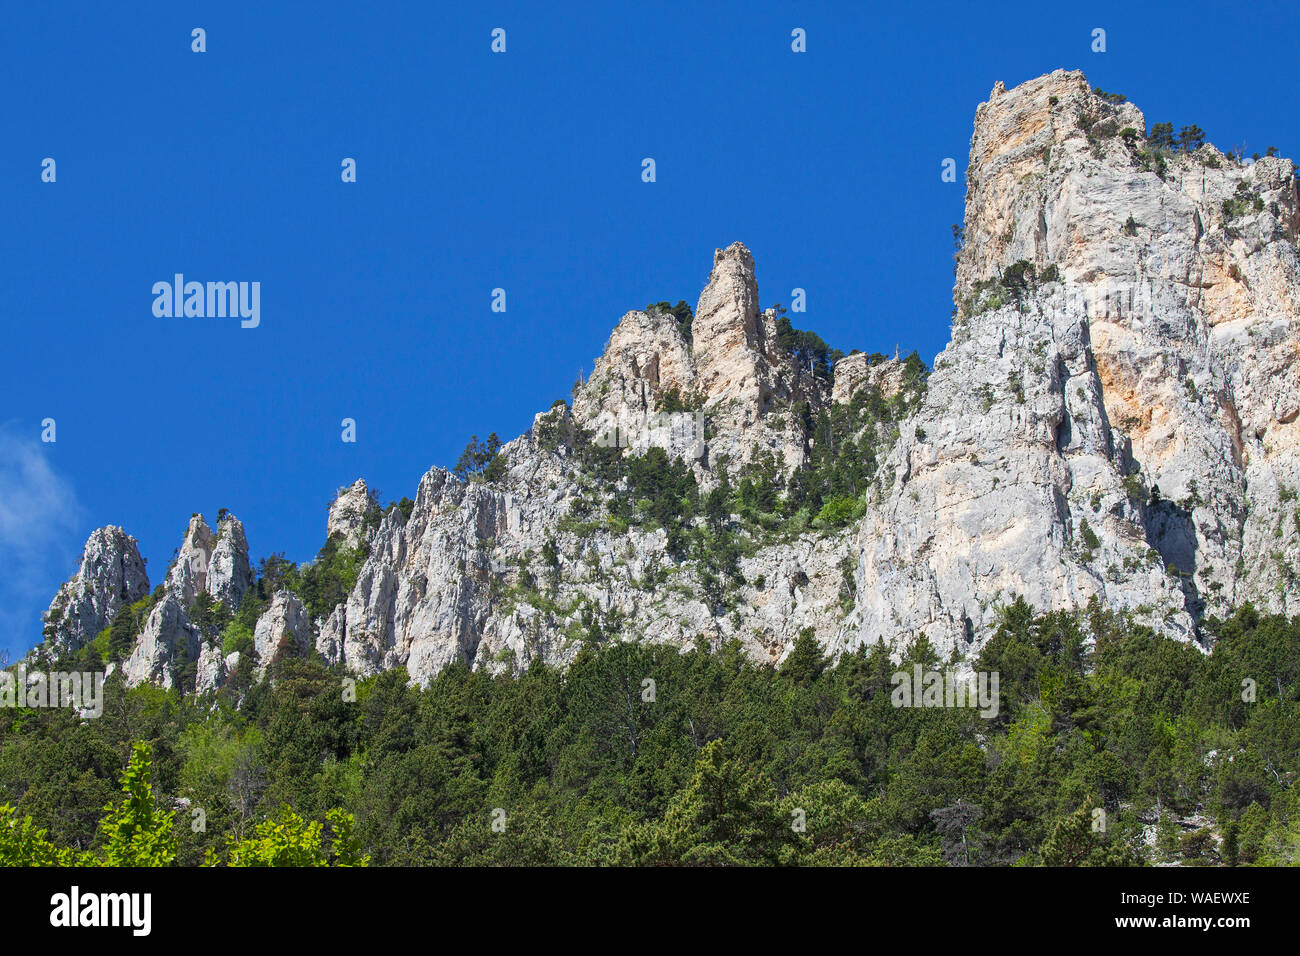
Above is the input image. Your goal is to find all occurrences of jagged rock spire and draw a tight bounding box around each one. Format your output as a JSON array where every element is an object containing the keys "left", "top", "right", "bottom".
[
  {"left": 328, "top": 479, "right": 380, "bottom": 549},
  {"left": 41, "top": 526, "right": 149, "bottom": 657}
]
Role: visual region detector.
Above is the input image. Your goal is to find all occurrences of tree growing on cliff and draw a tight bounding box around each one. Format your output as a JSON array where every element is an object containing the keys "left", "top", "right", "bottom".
[
  {"left": 454, "top": 433, "right": 506, "bottom": 482},
  {"left": 1148, "top": 122, "right": 1176, "bottom": 150}
]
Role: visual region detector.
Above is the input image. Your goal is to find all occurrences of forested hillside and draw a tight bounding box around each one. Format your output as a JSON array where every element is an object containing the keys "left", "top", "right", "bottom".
[{"left": 4, "top": 600, "right": 1298, "bottom": 866}]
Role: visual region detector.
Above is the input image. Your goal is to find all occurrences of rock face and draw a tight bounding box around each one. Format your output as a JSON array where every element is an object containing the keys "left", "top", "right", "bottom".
[
  {"left": 314, "top": 448, "right": 856, "bottom": 683},
  {"left": 835, "top": 69, "right": 1300, "bottom": 662},
  {"left": 36, "top": 70, "right": 1300, "bottom": 692},
  {"left": 41, "top": 526, "right": 149, "bottom": 657},
  {"left": 42, "top": 511, "right": 257, "bottom": 690},
  {"left": 328, "top": 480, "right": 380, "bottom": 548},
  {"left": 693, "top": 243, "right": 830, "bottom": 475},
  {"left": 195, "top": 641, "right": 230, "bottom": 696},
  {"left": 254, "top": 590, "right": 311, "bottom": 677},
  {"left": 208, "top": 515, "right": 253, "bottom": 609},
  {"left": 573, "top": 241, "right": 827, "bottom": 481},
  {"left": 831, "top": 354, "right": 907, "bottom": 406},
  {"left": 571, "top": 308, "right": 703, "bottom": 463},
  {"left": 121, "top": 590, "right": 199, "bottom": 690},
  {"left": 165, "top": 515, "right": 213, "bottom": 607}
]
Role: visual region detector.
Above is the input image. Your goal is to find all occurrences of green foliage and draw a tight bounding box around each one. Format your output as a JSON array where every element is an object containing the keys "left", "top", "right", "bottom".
[
  {"left": 646, "top": 300, "right": 695, "bottom": 343},
  {"left": 384, "top": 496, "right": 415, "bottom": 523},
  {"left": 220, "top": 619, "right": 255, "bottom": 656},
  {"left": 1148, "top": 122, "right": 1175, "bottom": 150},
  {"left": 1178, "top": 125, "right": 1206, "bottom": 153},
  {"left": 99, "top": 742, "right": 179, "bottom": 866},
  {"left": 7, "top": 599, "right": 1300, "bottom": 867},
  {"left": 775, "top": 315, "right": 843, "bottom": 382},
  {"left": 615, "top": 739, "right": 786, "bottom": 865},
  {"left": 189, "top": 591, "right": 231, "bottom": 637},
  {"left": 211, "top": 805, "right": 368, "bottom": 867},
  {"left": 1078, "top": 517, "right": 1101, "bottom": 559},
  {"left": 778, "top": 364, "right": 926, "bottom": 525},
  {"left": 589, "top": 445, "right": 700, "bottom": 554},
  {"left": 1039, "top": 804, "right": 1140, "bottom": 865},
  {"left": 0, "top": 804, "right": 86, "bottom": 865},
  {"left": 1000, "top": 259, "right": 1046, "bottom": 299},
  {"left": 533, "top": 401, "right": 574, "bottom": 453},
  {"left": 657, "top": 386, "right": 704, "bottom": 413},
  {"left": 454, "top": 433, "right": 505, "bottom": 482},
  {"left": 296, "top": 535, "right": 369, "bottom": 622},
  {"left": 1222, "top": 181, "right": 1265, "bottom": 221},
  {"left": 107, "top": 595, "right": 155, "bottom": 663},
  {"left": 814, "top": 496, "right": 863, "bottom": 529},
  {"left": 1092, "top": 87, "right": 1127, "bottom": 105}
]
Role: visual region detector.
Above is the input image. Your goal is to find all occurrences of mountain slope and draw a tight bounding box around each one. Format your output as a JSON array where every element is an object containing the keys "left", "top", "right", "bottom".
[{"left": 31, "top": 69, "right": 1300, "bottom": 691}]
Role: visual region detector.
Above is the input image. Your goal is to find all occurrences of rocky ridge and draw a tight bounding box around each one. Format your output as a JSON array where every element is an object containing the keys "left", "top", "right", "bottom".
[{"left": 31, "top": 70, "right": 1300, "bottom": 691}]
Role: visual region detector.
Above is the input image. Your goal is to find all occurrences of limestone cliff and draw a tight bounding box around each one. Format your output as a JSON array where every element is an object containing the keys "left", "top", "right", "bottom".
[
  {"left": 34, "top": 70, "right": 1300, "bottom": 690},
  {"left": 836, "top": 69, "right": 1300, "bottom": 661}
]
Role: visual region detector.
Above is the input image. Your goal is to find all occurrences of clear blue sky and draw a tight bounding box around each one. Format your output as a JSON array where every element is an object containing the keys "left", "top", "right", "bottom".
[{"left": 3, "top": 0, "right": 1298, "bottom": 659}]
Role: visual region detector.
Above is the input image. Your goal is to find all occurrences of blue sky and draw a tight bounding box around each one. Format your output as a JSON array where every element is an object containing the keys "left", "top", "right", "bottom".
[{"left": 3, "top": 0, "right": 1298, "bottom": 659}]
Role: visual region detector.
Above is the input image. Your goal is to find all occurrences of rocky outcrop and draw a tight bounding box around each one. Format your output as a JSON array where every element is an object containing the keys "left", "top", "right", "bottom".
[
  {"left": 208, "top": 515, "right": 253, "bottom": 609},
  {"left": 692, "top": 242, "right": 770, "bottom": 407},
  {"left": 121, "top": 590, "right": 199, "bottom": 690},
  {"left": 572, "top": 242, "right": 828, "bottom": 481},
  {"left": 253, "top": 590, "right": 311, "bottom": 677},
  {"left": 164, "top": 515, "right": 213, "bottom": 607},
  {"left": 38, "top": 70, "right": 1300, "bottom": 693},
  {"left": 835, "top": 69, "right": 1300, "bottom": 662},
  {"left": 41, "top": 526, "right": 150, "bottom": 657},
  {"left": 691, "top": 243, "right": 828, "bottom": 475},
  {"left": 314, "top": 440, "right": 855, "bottom": 684},
  {"left": 194, "top": 641, "right": 230, "bottom": 695},
  {"left": 116, "top": 512, "right": 252, "bottom": 689},
  {"left": 831, "top": 354, "right": 907, "bottom": 405},
  {"left": 328, "top": 480, "right": 380, "bottom": 549},
  {"left": 572, "top": 308, "right": 703, "bottom": 463},
  {"left": 834, "top": 288, "right": 1192, "bottom": 663}
]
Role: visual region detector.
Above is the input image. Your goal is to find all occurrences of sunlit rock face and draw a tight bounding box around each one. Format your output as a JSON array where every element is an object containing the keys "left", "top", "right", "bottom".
[
  {"left": 41, "top": 71, "right": 1300, "bottom": 689},
  {"left": 835, "top": 70, "right": 1300, "bottom": 663},
  {"left": 41, "top": 526, "right": 150, "bottom": 658}
]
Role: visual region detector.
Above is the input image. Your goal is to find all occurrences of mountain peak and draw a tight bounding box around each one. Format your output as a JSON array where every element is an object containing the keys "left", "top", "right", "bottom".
[{"left": 31, "top": 72, "right": 1300, "bottom": 693}]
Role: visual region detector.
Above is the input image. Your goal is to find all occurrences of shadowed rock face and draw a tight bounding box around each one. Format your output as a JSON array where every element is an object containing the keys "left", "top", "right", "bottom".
[{"left": 34, "top": 71, "right": 1300, "bottom": 689}]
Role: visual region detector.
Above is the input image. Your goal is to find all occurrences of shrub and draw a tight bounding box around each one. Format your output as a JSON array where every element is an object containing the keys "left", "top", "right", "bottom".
[
  {"left": 647, "top": 300, "right": 694, "bottom": 342},
  {"left": 1079, "top": 517, "right": 1101, "bottom": 556},
  {"left": 813, "top": 496, "right": 862, "bottom": 529},
  {"left": 1223, "top": 182, "right": 1265, "bottom": 220}
]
